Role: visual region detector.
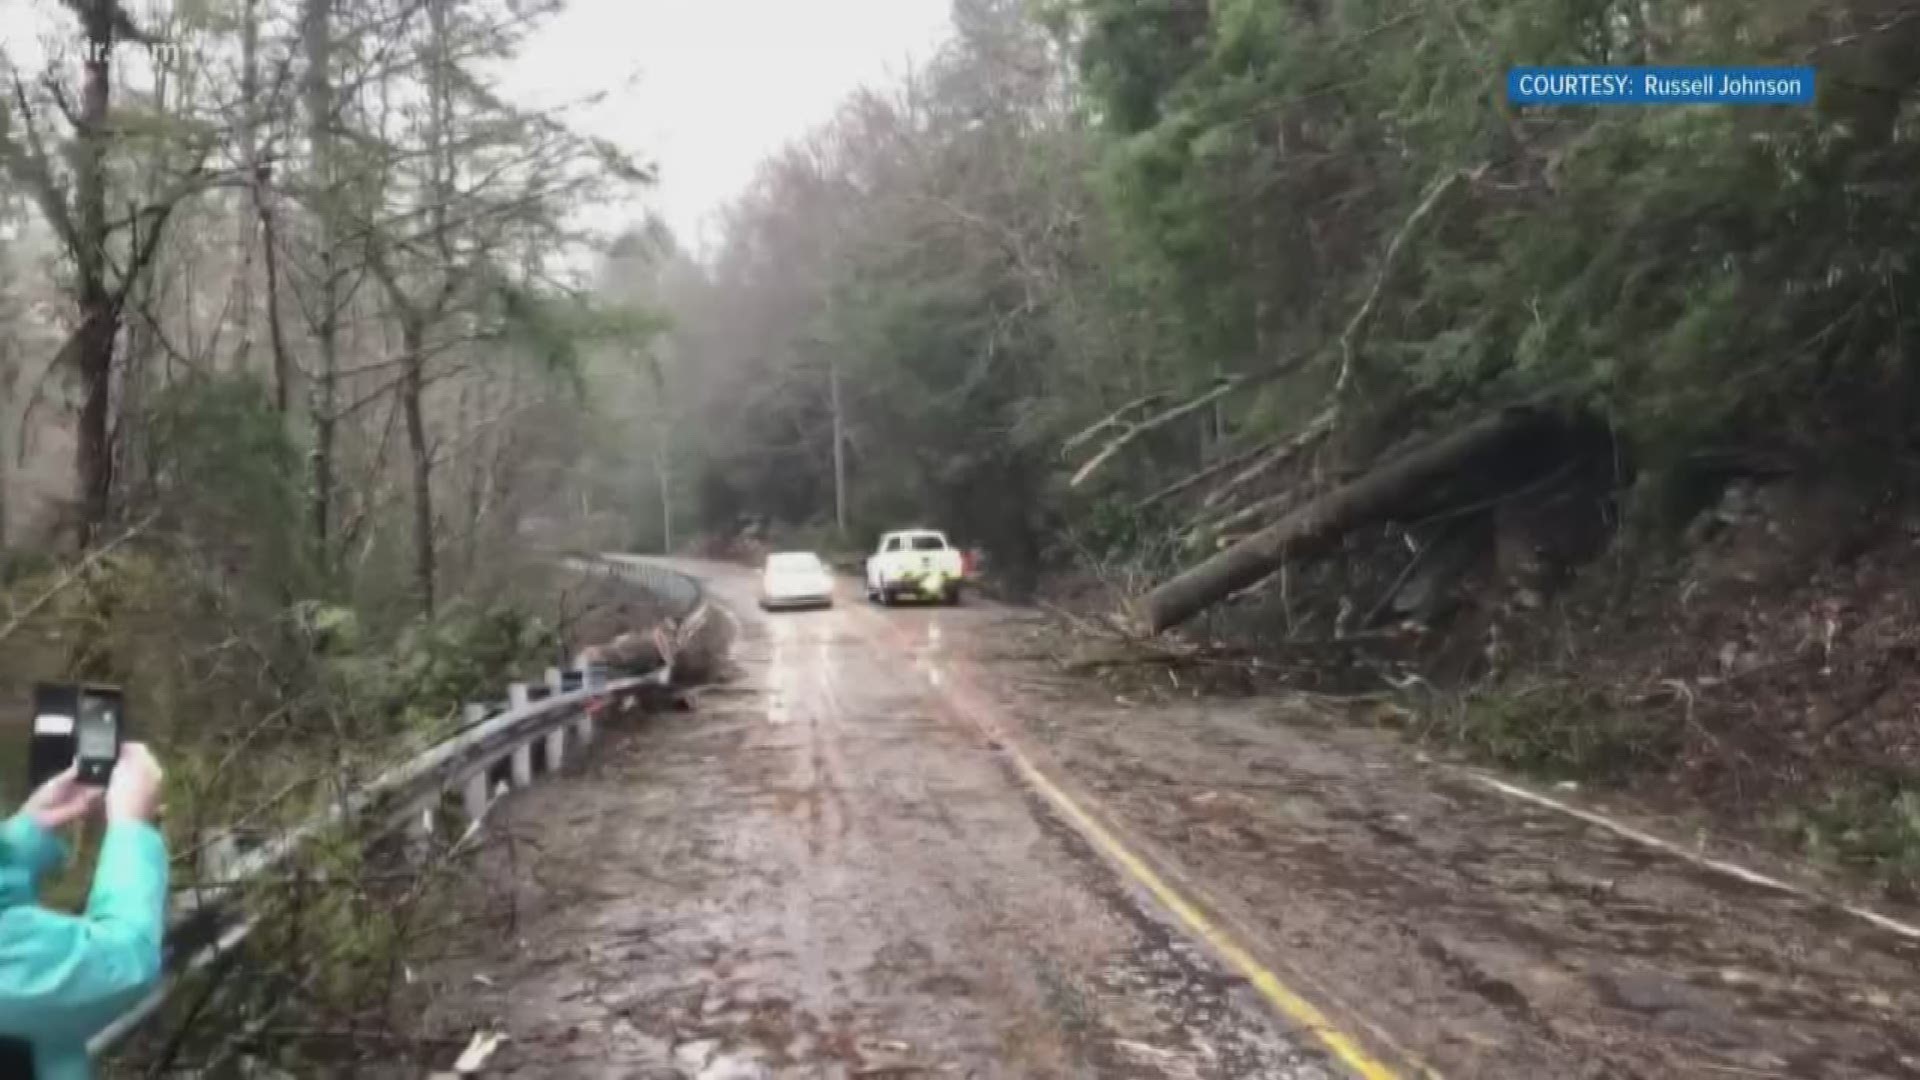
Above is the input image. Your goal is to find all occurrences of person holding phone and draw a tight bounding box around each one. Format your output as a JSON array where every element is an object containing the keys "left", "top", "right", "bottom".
[{"left": 0, "top": 744, "right": 167, "bottom": 1079}]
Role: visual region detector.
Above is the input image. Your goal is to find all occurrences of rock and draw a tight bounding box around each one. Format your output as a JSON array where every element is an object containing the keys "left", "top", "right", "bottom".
[
  {"left": 696, "top": 1051, "right": 770, "bottom": 1080},
  {"left": 674, "top": 1038, "right": 719, "bottom": 1072}
]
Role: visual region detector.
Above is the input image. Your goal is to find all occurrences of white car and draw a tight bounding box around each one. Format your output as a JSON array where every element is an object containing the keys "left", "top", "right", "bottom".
[
  {"left": 759, "top": 551, "right": 835, "bottom": 610},
  {"left": 865, "top": 529, "right": 964, "bottom": 606}
]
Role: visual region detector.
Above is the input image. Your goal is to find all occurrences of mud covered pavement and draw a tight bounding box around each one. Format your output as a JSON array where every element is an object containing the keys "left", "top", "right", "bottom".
[{"left": 414, "top": 561, "right": 1920, "bottom": 1079}]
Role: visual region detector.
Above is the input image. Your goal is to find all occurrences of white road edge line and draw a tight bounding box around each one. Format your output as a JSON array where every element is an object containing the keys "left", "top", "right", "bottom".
[{"left": 1463, "top": 771, "right": 1920, "bottom": 943}]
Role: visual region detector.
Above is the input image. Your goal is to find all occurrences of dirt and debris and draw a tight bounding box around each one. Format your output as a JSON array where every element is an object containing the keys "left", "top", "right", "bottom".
[
  {"left": 394, "top": 563, "right": 1920, "bottom": 1079},
  {"left": 1057, "top": 469, "right": 1920, "bottom": 903},
  {"left": 394, "top": 567, "right": 1322, "bottom": 1079}
]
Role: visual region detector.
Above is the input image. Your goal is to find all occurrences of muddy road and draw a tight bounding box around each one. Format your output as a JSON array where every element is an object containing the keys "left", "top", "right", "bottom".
[{"left": 414, "top": 561, "right": 1920, "bottom": 1079}]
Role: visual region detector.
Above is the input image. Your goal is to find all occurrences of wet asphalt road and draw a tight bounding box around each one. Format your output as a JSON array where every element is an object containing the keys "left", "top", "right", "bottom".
[
  {"left": 415, "top": 564, "right": 1329, "bottom": 1078},
  {"left": 414, "top": 561, "right": 1920, "bottom": 1080}
]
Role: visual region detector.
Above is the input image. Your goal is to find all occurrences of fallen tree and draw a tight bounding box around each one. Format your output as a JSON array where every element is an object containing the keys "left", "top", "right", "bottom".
[{"left": 1135, "top": 406, "right": 1561, "bottom": 633}]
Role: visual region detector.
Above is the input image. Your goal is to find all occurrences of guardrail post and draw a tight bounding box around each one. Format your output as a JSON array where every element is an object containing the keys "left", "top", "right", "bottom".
[
  {"left": 543, "top": 727, "right": 566, "bottom": 774},
  {"left": 546, "top": 667, "right": 565, "bottom": 694},
  {"left": 462, "top": 702, "right": 488, "bottom": 725},
  {"left": 405, "top": 798, "right": 436, "bottom": 860},
  {"left": 507, "top": 682, "right": 531, "bottom": 709},
  {"left": 511, "top": 743, "right": 535, "bottom": 788},
  {"left": 462, "top": 770, "right": 489, "bottom": 820}
]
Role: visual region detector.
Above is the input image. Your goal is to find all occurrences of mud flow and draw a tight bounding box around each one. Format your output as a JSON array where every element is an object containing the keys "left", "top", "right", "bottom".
[{"left": 408, "top": 563, "right": 1920, "bottom": 1080}]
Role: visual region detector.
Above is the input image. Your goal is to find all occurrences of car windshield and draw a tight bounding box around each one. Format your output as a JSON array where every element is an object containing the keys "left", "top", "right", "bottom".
[
  {"left": 767, "top": 553, "right": 823, "bottom": 573},
  {"left": 908, "top": 536, "right": 947, "bottom": 551}
]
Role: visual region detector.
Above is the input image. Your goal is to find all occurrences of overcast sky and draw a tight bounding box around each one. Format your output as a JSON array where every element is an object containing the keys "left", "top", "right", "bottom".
[
  {"left": 500, "top": 0, "right": 953, "bottom": 255},
  {"left": 0, "top": 0, "right": 949, "bottom": 254}
]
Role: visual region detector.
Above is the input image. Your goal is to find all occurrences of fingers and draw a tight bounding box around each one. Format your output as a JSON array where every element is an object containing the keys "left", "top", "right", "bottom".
[
  {"left": 119, "top": 742, "right": 161, "bottom": 772},
  {"left": 27, "top": 779, "right": 101, "bottom": 830},
  {"left": 106, "top": 742, "right": 164, "bottom": 824},
  {"left": 24, "top": 764, "right": 80, "bottom": 810},
  {"left": 48, "top": 788, "right": 102, "bottom": 826}
]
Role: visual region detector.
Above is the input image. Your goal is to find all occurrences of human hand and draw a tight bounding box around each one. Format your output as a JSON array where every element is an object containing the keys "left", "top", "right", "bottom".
[
  {"left": 105, "top": 743, "right": 164, "bottom": 824},
  {"left": 21, "top": 765, "right": 102, "bottom": 831}
]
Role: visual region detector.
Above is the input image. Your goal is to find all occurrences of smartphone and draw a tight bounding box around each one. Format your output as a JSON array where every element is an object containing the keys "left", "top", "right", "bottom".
[
  {"left": 74, "top": 686, "right": 124, "bottom": 787},
  {"left": 28, "top": 683, "right": 78, "bottom": 791}
]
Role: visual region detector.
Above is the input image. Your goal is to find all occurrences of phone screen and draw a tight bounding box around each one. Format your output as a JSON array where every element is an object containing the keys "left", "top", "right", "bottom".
[{"left": 77, "top": 695, "right": 118, "bottom": 760}]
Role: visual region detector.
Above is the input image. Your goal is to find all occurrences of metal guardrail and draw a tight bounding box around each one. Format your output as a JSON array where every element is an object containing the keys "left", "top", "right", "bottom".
[
  {"left": 89, "top": 557, "right": 707, "bottom": 1059},
  {"left": 567, "top": 553, "right": 703, "bottom": 617}
]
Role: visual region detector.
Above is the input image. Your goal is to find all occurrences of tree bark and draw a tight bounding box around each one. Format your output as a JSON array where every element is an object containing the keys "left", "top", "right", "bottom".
[
  {"left": 73, "top": 0, "right": 115, "bottom": 548},
  {"left": 240, "top": 0, "right": 293, "bottom": 412},
  {"left": 829, "top": 353, "right": 846, "bottom": 536},
  {"left": 1137, "top": 407, "right": 1554, "bottom": 633},
  {"left": 401, "top": 325, "right": 435, "bottom": 616},
  {"left": 232, "top": 0, "right": 259, "bottom": 374},
  {"left": 302, "top": 0, "right": 338, "bottom": 564},
  {"left": 257, "top": 188, "right": 293, "bottom": 413},
  {"left": 68, "top": 313, "right": 115, "bottom": 547},
  {"left": 458, "top": 377, "right": 479, "bottom": 578}
]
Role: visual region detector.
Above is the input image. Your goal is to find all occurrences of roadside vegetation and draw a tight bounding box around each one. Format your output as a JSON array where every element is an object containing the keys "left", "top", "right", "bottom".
[{"left": 0, "top": 0, "right": 669, "bottom": 1069}]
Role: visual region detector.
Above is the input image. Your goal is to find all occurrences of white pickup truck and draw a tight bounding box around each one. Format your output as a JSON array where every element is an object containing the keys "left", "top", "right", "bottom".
[{"left": 865, "top": 529, "right": 965, "bottom": 606}]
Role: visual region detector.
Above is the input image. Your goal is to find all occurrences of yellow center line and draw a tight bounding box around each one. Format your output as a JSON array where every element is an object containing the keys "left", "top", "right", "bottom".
[
  {"left": 843, "top": 601, "right": 1406, "bottom": 1080},
  {"left": 1001, "top": 739, "right": 1403, "bottom": 1080}
]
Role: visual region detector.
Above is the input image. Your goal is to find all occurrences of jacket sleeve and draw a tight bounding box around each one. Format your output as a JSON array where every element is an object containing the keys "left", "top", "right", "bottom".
[
  {"left": 0, "top": 817, "right": 169, "bottom": 1046},
  {"left": 0, "top": 812, "right": 67, "bottom": 891}
]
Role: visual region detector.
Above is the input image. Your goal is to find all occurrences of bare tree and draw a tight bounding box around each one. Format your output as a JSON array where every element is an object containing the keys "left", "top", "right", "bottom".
[{"left": 0, "top": 1, "right": 229, "bottom": 545}]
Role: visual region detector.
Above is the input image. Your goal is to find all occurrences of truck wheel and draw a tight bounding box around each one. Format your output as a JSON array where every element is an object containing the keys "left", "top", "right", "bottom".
[{"left": 879, "top": 587, "right": 895, "bottom": 607}]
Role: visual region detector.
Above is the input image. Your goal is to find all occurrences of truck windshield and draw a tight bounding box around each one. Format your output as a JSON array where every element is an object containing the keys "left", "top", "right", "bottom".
[{"left": 909, "top": 536, "right": 947, "bottom": 551}]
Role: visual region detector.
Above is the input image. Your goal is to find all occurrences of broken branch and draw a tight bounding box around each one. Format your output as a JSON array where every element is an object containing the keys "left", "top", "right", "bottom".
[
  {"left": 1060, "top": 390, "right": 1169, "bottom": 455},
  {"left": 1069, "top": 352, "right": 1310, "bottom": 489},
  {"left": 1334, "top": 166, "right": 1477, "bottom": 397},
  {"left": 1133, "top": 439, "right": 1283, "bottom": 512},
  {"left": 0, "top": 512, "right": 157, "bottom": 646},
  {"left": 1200, "top": 406, "right": 1337, "bottom": 511}
]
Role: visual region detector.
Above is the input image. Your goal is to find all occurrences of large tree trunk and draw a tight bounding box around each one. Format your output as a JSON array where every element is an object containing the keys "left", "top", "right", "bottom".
[
  {"left": 401, "top": 327, "right": 435, "bottom": 616},
  {"left": 257, "top": 190, "right": 292, "bottom": 412},
  {"left": 72, "top": 0, "right": 115, "bottom": 548},
  {"left": 1137, "top": 407, "right": 1555, "bottom": 633},
  {"left": 458, "top": 377, "right": 479, "bottom": 579},
  {"left": 829, "top": 353, "right": 846, "bottom": 536},
  {"left": 241, "top": 0, "right": 293, "bottom": 412},
  {"left": 232, "top": 0, "right": 259, "bottom": 374},
  {"left": 303, "top": 0, "right": 338, "bottom": 564},
  {"left": 69, "top": 310, "right": 116, "bottom": 547}
]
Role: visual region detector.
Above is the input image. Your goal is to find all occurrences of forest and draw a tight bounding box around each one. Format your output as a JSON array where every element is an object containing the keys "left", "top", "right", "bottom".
[
  {"left": 0, "top": 0, "right": 668, "bottom": 1062},
  {"left": 3, "top": 0, "right": 1920, "bottom": 1067},
  {"left": 656, "top": 0, "right": 1920, "bottom": 895}
]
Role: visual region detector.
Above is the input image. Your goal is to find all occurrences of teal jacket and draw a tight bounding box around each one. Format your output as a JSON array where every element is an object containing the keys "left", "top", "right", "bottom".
[{"left": 0, "top": 813, "right": 168, "bottom": 1079}]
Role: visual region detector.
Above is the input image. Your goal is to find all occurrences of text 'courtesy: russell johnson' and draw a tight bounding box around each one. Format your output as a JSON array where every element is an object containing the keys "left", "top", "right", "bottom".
[{"left": 1507, "top": 66, "right": 1815, "bottom": 106}]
